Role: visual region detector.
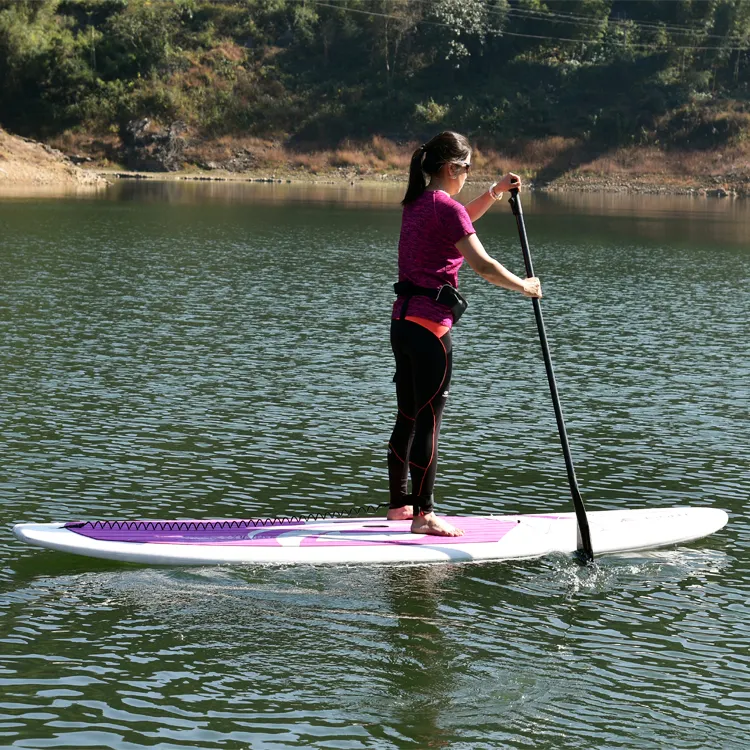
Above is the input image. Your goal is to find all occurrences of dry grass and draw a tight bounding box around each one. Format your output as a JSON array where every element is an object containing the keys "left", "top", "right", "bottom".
[
  {"left": 577, "top": 147, "right": 668, "bottom": 175},
  {"left": 219, "top": 135, "right": 584, "bottom": 178},
  {"left": 574, "top": 142, "right": 750, "bottom": 177},
  {"left": 42, "top": 128, "right": 750, "bottom": 194},
  {"left": 666, "top": 143, "right": 750, "bottom": 175},
  {"left": 47, "top": 130, "right": 120, "bottom": 165},
  {"left": 184, "top": 136, "right": 417, "bottom": 175}
]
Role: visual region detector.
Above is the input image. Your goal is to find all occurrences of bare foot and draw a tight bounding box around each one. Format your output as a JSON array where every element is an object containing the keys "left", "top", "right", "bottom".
[
  {"left": 386, "top": 506, "right": 413, "bottom": 520},
  {"left": 411, "top": 512, "right": 464, "bottom": 537}
]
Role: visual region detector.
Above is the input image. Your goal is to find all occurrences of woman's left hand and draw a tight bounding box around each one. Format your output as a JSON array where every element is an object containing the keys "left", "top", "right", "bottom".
[{"left": 496, "top": 172, "right": 522, "bottom": 193}]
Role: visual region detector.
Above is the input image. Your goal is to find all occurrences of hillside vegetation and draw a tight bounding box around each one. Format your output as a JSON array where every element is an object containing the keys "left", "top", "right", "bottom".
[{"left": 1, "top": 0, "right": 748, "bottom": 188}]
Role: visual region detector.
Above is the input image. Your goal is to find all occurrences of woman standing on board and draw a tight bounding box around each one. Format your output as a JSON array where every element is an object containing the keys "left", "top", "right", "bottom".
[{"left": 388, "top": 130, "right": 542, "bottom": 537}]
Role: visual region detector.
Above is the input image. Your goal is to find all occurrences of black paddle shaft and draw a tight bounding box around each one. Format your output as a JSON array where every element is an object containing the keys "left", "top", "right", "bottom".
[{"left": 508, "top": 188, "right": 594, "bottom": 563}]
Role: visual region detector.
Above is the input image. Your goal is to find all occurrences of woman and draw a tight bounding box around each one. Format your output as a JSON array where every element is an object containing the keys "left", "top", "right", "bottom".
[{"left": 387, "top": 130, "right": 542, "bottom": 537}]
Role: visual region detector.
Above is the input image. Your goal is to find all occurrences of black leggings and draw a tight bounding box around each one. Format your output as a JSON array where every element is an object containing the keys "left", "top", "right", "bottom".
[{"left": 388, "top": 319, "right": 453, "bottom": 516}]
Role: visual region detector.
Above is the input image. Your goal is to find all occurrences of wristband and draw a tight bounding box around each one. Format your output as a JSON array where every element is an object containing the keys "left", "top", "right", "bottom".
[{"left": 488, "top": 183, "right": 502, "bottom": 201}]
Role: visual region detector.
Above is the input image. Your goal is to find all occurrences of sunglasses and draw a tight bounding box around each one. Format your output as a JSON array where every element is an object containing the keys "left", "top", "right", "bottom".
[{"left": 452, "top": 161, "right": 471, "bottom": 174}]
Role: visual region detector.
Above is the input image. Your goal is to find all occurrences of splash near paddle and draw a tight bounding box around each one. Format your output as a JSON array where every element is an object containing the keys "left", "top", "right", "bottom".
[{"left": 13, "top": 507, "right": 727, "bottom": 565}]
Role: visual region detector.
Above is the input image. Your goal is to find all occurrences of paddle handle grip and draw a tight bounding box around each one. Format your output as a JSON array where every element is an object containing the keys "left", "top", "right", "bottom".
[{"left": 509, "top": 188, "right": 535, "bottom": 279}]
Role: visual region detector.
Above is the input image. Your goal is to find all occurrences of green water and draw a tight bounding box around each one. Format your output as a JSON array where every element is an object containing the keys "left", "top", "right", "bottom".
[{"left": 1, "top": 181, "right": 749, "bottom": 749}]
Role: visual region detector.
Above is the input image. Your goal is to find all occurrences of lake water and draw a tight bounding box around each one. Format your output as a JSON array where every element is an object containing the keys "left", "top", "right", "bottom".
[{"left": 1, "top": 181, "right": 749, "bottom": 749}]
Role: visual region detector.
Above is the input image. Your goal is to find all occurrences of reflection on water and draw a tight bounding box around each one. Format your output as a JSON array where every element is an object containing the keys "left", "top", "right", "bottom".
[
  {"left": 0, "top": 183, "right": 748, "bottom": 749},
  {"left": 0, "top": 182, "right": 109, "bottom": 199},
  {"left": 106, "top": 178, "right": 750, "bottom": 248},
  {"left": 108, "top": 177, "right": 406, "bottom": 209}
]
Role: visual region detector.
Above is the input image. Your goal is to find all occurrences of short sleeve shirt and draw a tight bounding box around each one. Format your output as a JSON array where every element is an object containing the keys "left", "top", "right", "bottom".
[{"left": 392, "top": 190, "right": 476, "bottom": 327}]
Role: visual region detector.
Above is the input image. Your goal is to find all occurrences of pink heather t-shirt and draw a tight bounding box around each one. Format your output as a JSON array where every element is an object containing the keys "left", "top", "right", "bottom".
[{"left": 392, "top": 190, "right": 476, "bottom": 327}]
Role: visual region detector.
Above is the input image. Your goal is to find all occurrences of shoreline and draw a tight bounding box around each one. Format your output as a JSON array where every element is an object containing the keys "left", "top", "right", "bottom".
[
  {"left": 1, "top": 163, "right": 742, "bottom": 199},
  {"left": 92, "top": 166, "right": 741, "bottom": 198}
]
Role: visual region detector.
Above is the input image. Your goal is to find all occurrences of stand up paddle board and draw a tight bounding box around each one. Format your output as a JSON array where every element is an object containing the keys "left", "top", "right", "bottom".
[{"left": 12, "top": 507, "right": 727, "bottom": 565}]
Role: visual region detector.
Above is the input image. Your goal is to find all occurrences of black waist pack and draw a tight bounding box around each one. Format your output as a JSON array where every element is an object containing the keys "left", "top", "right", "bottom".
[{"left": 394, "top": 280, "right": 468, "bottom": 323}]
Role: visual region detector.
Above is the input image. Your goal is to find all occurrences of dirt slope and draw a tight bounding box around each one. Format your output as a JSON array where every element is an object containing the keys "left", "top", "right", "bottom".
[{"left": 0, "top": 128, "right": 108, "bottom": 188}]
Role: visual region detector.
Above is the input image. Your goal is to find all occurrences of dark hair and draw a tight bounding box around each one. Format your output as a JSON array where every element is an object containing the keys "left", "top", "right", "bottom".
[{"left": 401, "top": 131, "right": 472, "bottom": 206}]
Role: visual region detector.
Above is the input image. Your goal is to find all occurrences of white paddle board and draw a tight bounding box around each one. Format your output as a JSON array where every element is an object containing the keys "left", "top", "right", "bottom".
[{"left": 12, "top": 507, "right": 728, "bottom": 565}]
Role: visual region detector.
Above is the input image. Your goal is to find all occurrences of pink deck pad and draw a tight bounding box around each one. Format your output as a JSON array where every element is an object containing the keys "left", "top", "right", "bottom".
[{"left": 66, "top": 517, "right": 519, "bottom": 547}]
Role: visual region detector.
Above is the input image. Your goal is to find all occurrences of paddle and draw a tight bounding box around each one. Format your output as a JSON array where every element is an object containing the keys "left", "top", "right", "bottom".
[{"left": 508, "top": 188, "right": 594, "bottom": 563}]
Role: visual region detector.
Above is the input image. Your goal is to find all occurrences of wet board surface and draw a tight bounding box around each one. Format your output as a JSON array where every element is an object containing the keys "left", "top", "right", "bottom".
[{"left": 12, "top": 507, "right": 728, "bottom": 565}]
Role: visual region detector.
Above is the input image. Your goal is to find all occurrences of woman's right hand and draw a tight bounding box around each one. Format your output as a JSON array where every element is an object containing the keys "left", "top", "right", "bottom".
[
  {"left": 521, "top": 277, "right": 542, "bottom": 298},
  {"left": 496, "top": 172, "right": 522, "bottom": 193}
]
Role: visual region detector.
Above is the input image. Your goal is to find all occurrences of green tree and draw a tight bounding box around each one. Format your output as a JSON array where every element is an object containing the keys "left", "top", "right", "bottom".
[{"left": 0, "top": 0, "right": 94, "bottom": 132}]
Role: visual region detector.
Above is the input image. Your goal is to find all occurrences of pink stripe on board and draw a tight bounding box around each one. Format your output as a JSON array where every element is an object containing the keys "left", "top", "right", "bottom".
[{"left": 66, "top": 517, "right": 518, "bottom": 547}]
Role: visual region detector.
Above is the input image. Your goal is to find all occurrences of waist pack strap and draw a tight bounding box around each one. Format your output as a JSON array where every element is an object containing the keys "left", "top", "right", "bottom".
[
  {"left": 394, "top": 280, "right": 439, "bottom": 300},
  {"left": 394, "top": 280, "right": 438, "bottom": 320}
]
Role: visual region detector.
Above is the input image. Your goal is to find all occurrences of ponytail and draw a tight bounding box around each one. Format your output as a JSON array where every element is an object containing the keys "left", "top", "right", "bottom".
[
  {"left": 401, "top": 146, "right": 428, "bottom": 206},
  {"left": 400, "top": 131, "right": 472, "bottom": 206}
]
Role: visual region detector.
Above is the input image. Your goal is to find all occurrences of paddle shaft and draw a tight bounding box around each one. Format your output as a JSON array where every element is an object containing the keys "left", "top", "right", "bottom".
[{"left": 508, "top": 188, "right": 594, "bottom": 562}]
